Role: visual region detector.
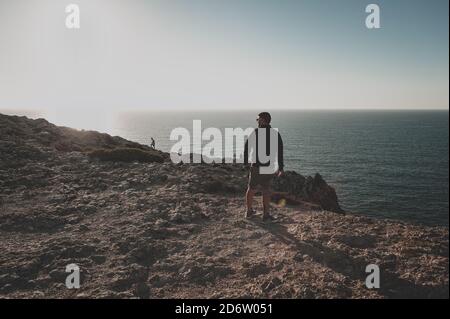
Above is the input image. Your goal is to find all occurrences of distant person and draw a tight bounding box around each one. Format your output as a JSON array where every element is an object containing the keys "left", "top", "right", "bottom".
[
  {"left": 244, "top": 112, "right": 284, "bottom": 221},
  {"left": 150, "top": 137, "right": 155, "bottom": 149}
]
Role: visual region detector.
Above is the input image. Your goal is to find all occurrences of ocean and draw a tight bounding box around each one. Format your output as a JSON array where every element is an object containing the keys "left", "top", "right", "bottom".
[{"left": 5, "top": 109, "right": 449, "bottom": 226}]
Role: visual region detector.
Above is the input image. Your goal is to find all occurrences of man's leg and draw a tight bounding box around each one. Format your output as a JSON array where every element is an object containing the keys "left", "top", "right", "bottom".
[
  {"left": 246, "top": 187, "right": 255, "bottom": 212},
  {"left": 262, "top": 190, "right": 271, "bottom": 217},
  {"left": 245, "top": 167, "right": 257, "bottom": 218}
]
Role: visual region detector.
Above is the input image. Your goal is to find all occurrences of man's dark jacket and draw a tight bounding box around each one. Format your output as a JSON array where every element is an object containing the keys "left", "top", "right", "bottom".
[{"left": 243, "top": 125, "right": 284, "bottom": 171}]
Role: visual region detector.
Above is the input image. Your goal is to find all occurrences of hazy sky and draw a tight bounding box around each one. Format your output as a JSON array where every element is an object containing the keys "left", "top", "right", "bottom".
[{"left": 0, "top": 0, "right": 448, "bottom": 112}]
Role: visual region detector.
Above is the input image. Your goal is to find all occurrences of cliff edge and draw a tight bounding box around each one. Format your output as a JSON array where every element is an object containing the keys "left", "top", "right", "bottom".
[{"left": 0, "top": 113, "right": 448, "bottom": 299}]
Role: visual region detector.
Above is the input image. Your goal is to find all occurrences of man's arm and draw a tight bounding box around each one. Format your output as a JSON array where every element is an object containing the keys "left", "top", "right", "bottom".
[
  {"left": 278, "top": 133, "right": 284, "bottom": 172},
  {"left": 244, "top": 138, "right": 249, "bottom": 165}
]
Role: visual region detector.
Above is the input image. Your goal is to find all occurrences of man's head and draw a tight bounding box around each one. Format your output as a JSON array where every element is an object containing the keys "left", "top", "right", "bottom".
[{"left": 257, "top": 112, "right": 271, "bottom": 127}]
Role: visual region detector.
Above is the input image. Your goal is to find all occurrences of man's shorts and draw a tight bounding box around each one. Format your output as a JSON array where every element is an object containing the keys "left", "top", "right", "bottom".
[{"left": 248, "top": 166, "right": 274, "bottom": 191}]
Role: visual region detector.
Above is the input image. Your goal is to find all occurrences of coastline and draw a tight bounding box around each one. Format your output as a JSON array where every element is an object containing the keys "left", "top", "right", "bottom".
[{"left": 0, "top": 113, "right": 448, "bottom": 299}]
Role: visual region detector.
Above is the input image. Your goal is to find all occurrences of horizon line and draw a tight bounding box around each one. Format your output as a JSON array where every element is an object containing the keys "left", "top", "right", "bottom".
[{"left": 1, "top": 107, "right": 449, "bottom": 114}]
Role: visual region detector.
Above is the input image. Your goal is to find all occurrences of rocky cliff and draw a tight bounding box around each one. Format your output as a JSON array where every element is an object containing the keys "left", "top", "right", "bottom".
[{"left": 0, "top": 113, "right": 448, "bottom": 299}]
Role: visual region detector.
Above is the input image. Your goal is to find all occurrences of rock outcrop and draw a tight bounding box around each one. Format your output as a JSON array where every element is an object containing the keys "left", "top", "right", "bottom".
[
  {"left": 0, "top": 113, "right": 448, "bottom": 299},
  {"left": 272, "top": 171, "right": 344, "bottom": 213},
  {"left": 0, "top": 114, "right": 168, "bottom": 169}
]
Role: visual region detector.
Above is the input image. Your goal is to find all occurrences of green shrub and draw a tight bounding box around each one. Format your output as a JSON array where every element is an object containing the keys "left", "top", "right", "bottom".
[{"left": 88, "top": 148, "right": 164, "bottom": 163}]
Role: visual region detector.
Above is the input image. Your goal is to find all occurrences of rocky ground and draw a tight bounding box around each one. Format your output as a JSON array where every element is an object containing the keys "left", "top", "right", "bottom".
[{"left": 0, "top": 113, "right": 448, "bottom": 299}]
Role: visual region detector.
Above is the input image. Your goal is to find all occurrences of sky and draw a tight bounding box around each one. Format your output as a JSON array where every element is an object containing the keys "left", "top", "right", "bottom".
[{"left": 0, "top": 0, "right": 448, "bottom": 113}]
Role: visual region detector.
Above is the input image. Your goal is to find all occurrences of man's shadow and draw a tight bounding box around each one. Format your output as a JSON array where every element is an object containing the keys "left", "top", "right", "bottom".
[{"left": 253, "top": 219, "right": 448, "bottom": 298}]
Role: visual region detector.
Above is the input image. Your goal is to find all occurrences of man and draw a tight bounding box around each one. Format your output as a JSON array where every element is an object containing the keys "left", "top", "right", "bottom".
[
  {"left": 150, "top": 137, "right": 155, "bottom": 149},
  {"left": 244, "top": 112, "right": 284, "bottom": 221}
]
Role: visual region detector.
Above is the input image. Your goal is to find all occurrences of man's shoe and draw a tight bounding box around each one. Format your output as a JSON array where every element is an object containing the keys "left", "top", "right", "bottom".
[
  {"left": 262, "top": 214, "right": 275, "bottom": 222},
  {"left": 245, "top": 209, "right": 256, "bottom": 219}
]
